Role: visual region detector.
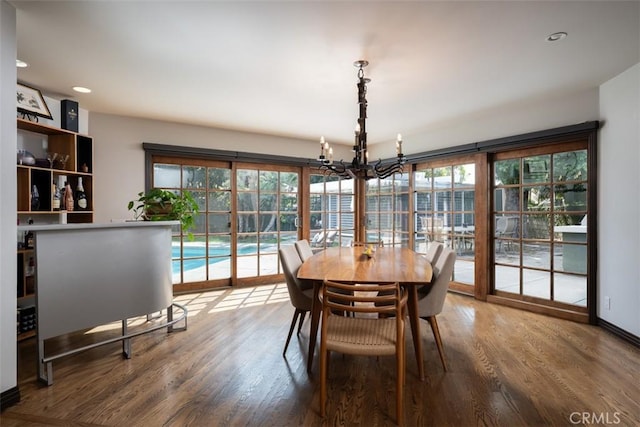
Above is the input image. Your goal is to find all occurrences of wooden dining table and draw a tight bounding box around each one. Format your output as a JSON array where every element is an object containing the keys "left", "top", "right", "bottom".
[{"left": 297, "top": 245, "right": 433, "bottom": 380}]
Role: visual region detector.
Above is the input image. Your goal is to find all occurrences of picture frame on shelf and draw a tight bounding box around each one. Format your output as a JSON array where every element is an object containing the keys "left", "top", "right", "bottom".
[{"left": 17, "top": 82, "right": 52, "bottom": 120}]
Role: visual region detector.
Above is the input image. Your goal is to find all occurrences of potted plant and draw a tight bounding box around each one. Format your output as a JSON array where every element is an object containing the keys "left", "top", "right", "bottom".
[{"left": 128, "top": 188, "right": 199, "bottom": 239}]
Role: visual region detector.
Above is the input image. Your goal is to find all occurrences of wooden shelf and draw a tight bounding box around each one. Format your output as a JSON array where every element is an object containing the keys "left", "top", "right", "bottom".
[
  {"left": 17, "top": 330, "right": 36, "bottom": 341},
  {"left": 16, "top": 118, "right": 94, "bottom": 342}
]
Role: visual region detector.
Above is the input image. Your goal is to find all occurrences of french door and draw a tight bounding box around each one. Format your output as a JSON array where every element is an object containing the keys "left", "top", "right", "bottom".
[
  {"left": 151, "top": 156, "right": 301, "bottom": 291},
  {"left": 414, "top": 157, "right": 480, "bottom": 294},
  {"left": 490, "top": 142, "right": 590, "bottom": 318}
]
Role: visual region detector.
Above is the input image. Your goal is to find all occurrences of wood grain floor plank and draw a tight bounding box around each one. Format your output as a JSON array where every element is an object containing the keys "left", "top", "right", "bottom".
[{"left": 2, "top": 286, "right": 639, "bottom": 426}]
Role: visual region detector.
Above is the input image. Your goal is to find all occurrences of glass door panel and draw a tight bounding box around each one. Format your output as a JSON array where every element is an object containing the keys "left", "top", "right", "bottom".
[
  {"left": 414, "top": 162, "right": 476, "bottom": 287},
  {"left": 366, "top": 172, "right": 409, "bottom": 246},
  {"left": 309, "top": 173, "right": 353, "bottom": 248},
  {"left": 152, "top": 162, "right": 232, "bottom": 287},
  {"left": 492, "top": 148, "right": 588, "bottom": 309},
  {"left": 237, "top": 167, "right": 300, "bottom": 280}
]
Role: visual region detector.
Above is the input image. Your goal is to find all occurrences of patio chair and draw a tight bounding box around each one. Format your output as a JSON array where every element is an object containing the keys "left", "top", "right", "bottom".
[{"left": 496, "top": 216, "right": 519, "bottom": 252}]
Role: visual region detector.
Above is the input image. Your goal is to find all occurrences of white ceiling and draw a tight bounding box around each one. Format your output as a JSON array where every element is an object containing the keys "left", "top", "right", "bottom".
[{"left": 11, "top": 1, "right": 640, "bottom": 147}]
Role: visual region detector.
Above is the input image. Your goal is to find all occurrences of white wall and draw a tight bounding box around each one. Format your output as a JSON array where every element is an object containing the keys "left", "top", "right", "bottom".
[
  {"left": 598, "top": 63, "right": 640, "bottom": 336},
  {"left": 1, "top": 0, "right": 17, "bottom": 394},
  {"left": 370, "top": 87, "right": 599, "bottom": 158},
  {"left": 89, "top": 113, "right": 350, "bottom": 224}
]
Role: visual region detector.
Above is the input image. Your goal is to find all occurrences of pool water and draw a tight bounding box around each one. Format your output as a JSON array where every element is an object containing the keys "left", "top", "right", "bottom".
[{"left": 172, "top": 243, "right": 276, "bottom": 274}]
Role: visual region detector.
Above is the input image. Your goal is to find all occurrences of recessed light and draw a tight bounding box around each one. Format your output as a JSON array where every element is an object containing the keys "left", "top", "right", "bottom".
[
  {"left": 16, "top": 59, "right": 28, "bottom": 68},
  {"left": 72, "top": 86, "right": 92, "bottom": 93},
  {"left": 546, "top": 32, "right": 567, "bottom": 42}
]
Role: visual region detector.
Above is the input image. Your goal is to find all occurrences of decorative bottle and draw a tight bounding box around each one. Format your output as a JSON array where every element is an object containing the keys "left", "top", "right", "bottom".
[
  {"left": 24, "top": 218, "right": 34, "bottom": 249},
  {"left": 64, "top": 181, "right": 74, "bottom": 211},
  {"left": 52, "top": 181, "right": 61, "bottom": 211},
  {"left": 30, "top": 185, "right": 40, "bottom": 211},
  {"left": 75, "top": 177, "right": 87, "bottom": 210}
]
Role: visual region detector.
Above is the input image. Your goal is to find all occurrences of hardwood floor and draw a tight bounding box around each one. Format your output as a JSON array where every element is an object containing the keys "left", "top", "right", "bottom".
[{"left": 2, "top": 284, "right": 639, "bottom": 426}]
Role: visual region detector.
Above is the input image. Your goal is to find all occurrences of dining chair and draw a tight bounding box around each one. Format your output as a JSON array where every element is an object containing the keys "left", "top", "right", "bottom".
[
  {"left": 294, "top": 239, "right": 314, "bottom": 261},
  {"left": 417, "top": 247, "right": 456, "bottom": 371},
  {"left": 424, "top": 241, "right": 444, "bottom": 264},
  {"left": 319, "top": 279, "right": 408, "bottom": 426},
  {"left": 279, "top": 245, "right": 314, "bottom": 356}
]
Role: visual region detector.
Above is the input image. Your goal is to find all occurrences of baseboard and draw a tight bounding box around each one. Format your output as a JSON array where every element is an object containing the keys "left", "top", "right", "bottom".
[
  {"left": 0, "top": 386, "right": 20, "bottom": 412},
  {"left": 598, "top": 318, "right": 640, "bottom": 348}
]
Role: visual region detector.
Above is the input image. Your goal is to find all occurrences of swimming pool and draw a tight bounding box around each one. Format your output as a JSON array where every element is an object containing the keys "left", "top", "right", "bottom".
[{"left": 172, "top": 243, "right": 277, "bottom": 274}]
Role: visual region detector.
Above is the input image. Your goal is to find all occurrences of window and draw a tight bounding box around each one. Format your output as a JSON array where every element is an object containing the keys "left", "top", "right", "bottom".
[
  {"left": 493, "top": 148, "right": 588, "bottom": 308},
  {"left": 414, "top": 162, "right": 476, "bottom": 286},
  {"left": 309, "top": 172, "right": 354, "bottom": 248},
  {"left": 366, "top": 173, "right": 410, "bottom": 247}
]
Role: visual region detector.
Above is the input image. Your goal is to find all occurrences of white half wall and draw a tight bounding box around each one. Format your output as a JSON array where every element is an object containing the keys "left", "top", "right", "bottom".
[
  {"left": 598, "top": 63, "right": 640, "bottom": 336},
  {"left": 1, "top": 0, "right": 17, "bottom": 394}
]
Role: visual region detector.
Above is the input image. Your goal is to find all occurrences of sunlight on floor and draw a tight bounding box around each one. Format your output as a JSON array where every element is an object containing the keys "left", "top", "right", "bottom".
[
  {"left": 84, "top": 284, "right": 290, "bottom": 334},
  {"left": 208, "top": 284, "right": 289, "bottom": 313}
]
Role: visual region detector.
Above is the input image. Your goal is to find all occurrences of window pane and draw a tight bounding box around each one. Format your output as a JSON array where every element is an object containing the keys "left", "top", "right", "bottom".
[
  {"left": 183, "top": 258, "right": 206, "bottom": 283},
  {"left": 238, "top": 214, "right": 257, "bottom": 232},
  {"left": 153, "top": 164, "right": 181, "bottom": 188},
  {"left": 523, "top": 214, "right": 550, "bottom": 240},
  {"left": 208, "top": 192, "right": 230, "bottom": 211},
  {"left": 434, "top": 166, "right": 452, "bottom": 185},
  {"left": 183, "top": 166, "right": 206, "bottom": 189},
  {"left": 495, "top": 159, "right": 520, "bottom": 185},
  {"left": 495, "top": 187, "right": 521, "bottom": 212},
  {"left": 523, "top": 242, "right": 550, "bottom": 269},
  {"left": 524, "top": 185, "right": 551, "bottom": 212},
  {"left": 209, "top": 258, "right": 230, "bottom": 280},
  {"left": 454, "top": 164, "right": 475, "bottom": 187},
  {"left": 434, "top": 191, "right": 451, "bottom": 212},
  {"left": 191, "top": 190, "right": 206, "bottom": 212},
  {"left": 495, "top": 265, "right": 520, "bottom": 293},
  {"left": 279, "top": 213, "right": 297, "bottom": 232},
  {"left": 555, "top": 243, "right": 587, "bottom": 274},
  {"left": 280, "top": 172, "right": 298, "bottom": 191},
  {"left": 554, "top": 183, "right": 587, "bottom": 223},
  {"left": 237, "top": 255, "right": 257, "bottom": 278},
  {"left": 415, "top": 192, "right": 432, "bottom": 212},
  {"left": 259, "top": 171, "right": 277, "bottom": 191},
  {"left": 523, "top": 269, "right": 550, "bottom": 299},
  {"left": 259, "top": 194, "right": 277, "bottom": 211},
  {"left": 259, "top": 254, "right": 278, "bottom": 275},
  {"left": 554, "top": 273, "right": 587, "bottom": 306},
  {"left": 280, "top": 194, "right": 297, "bottom": 211},
  {"left": 523, "top": 155, "right": 550, "bottom": 184},
  {"left": 310, "top": 174, "right": 324, "bottom": 186},
  {"left": 553, "top": 150, "right": 587, "bottom": 182},
  {"left": 237, "top": 193, "right": 257, "bottom": 212},
  {"left": 394, "top": 193, "right": 409, "bottom": 211},
  {"left": 237, "top": 169, "right": 258, "bottom": 191},
  {"left": 208, "top": 168, "right": 230, "bottom": 190},
  {"left": 414, "top": 170, "right": 432, "bottom": 191},
  {"left": 208, "top": 235, "right": 231, "bottom": 256},
  {"left": 208, "top": 213, "right": 230, "bottom": 233}
]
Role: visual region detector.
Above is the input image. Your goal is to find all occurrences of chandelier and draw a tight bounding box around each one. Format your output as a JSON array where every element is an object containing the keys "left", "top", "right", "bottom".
[{"left": 318, "top": 60, "right": 406, "bottom": 180}]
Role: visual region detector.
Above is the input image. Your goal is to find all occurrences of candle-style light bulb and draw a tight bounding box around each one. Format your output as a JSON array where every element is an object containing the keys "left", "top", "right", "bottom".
[
  {"left": 328, "top": 147, "right": 333, "bottom": 162},
  {"left": 396, "top": 133, "right": 403, "bottom": 155},
  {"left": 320, "top": 136, "right": 326, "bottom": 157}
]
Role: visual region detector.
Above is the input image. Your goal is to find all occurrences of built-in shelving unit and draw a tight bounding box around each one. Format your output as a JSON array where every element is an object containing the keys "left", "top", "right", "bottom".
[{"left": 16, "top": 118, "right": 94, "bottom": 341}]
